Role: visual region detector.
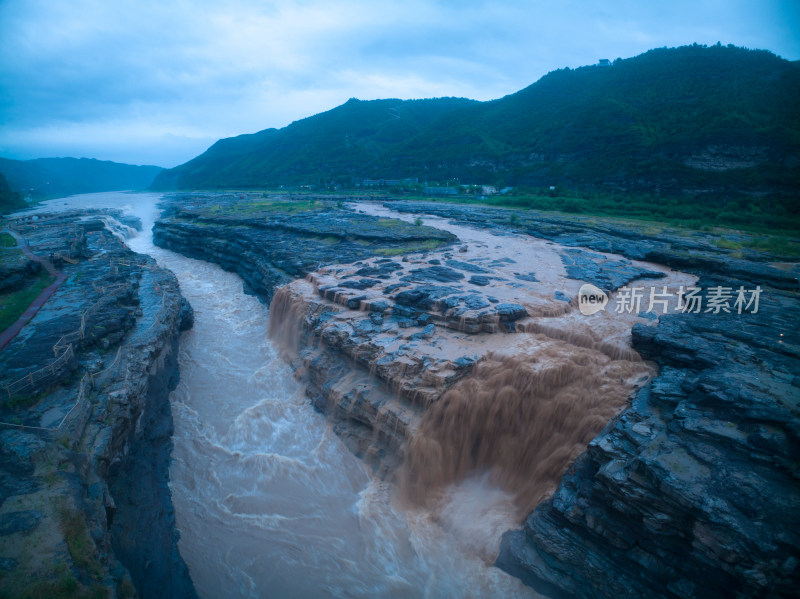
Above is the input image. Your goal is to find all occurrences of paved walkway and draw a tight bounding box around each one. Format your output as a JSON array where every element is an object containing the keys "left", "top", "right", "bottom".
[{"left": 0, "top": 230, "right": 68, "bottom": 351}]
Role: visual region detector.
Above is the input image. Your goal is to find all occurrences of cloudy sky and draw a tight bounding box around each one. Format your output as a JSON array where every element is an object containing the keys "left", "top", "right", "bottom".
[{"left": 0, "top": 0, "right": 797, "bottom": 168}]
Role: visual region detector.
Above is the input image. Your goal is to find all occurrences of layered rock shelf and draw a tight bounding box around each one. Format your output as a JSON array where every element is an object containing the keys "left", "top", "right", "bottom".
[
  {"left": 0, "top": 211, "right": 196, "bottom": 598},
  {"left": 153, "top": 193, "right": 800, "bottom": 598}
]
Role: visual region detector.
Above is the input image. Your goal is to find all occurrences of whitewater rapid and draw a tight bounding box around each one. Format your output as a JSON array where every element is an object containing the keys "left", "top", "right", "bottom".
[{"left": 27, "top": 192, "right": 535, "bottom": 598}]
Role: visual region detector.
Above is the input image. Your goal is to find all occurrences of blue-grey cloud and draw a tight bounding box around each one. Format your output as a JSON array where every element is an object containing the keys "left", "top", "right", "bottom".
[{"left": 0, "top": 0, "right": 797, "bottom": 167}]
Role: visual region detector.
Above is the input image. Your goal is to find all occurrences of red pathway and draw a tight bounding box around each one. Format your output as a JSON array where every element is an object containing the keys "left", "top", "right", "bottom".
[{"left": 0, "top": 230, "right": 68, "bottom": 351}]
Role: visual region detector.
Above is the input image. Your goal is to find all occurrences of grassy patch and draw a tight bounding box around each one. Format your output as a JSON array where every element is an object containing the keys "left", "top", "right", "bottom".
[
  {"left": 417, "top": 190, "right": 800, "bottom": 236},
  {"left": 1, "top": 232, "right": 17, "bottom": 247},
  {"left": 375, "top": 239, "right": 448, "bottom": 256},
  {"left": 0, "top": 270, "right": 56, "bottom": 331},
  {"left": 0, "top": 247, "right": 26, "bottom": 268},
  {"left": 15, "top": 575, "right": 108, "bottom": 599},
  {"left": 226, "top": 199, "right": 322, "bottom": 215},
  {"left": 743, "top": 236, "right": 800, "bottom": 258},
  {"left": 5, "top": 389, "right": 49, "bottom": 411},
  {"left": 376, "top": 218, "right": 404, "bottom": 228},
  {"left": 59, "top": 509, "right": 104, "bottom": 581},
  {"left": 715, "top": 238, "right": 743, "bottom": 250}
]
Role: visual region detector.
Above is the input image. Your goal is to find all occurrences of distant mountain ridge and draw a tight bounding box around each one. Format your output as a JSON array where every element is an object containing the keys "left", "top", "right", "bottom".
[
  {"left": 0, "top": 157, "right": 163, "bottom": 198},
  {"left": 151, "top": 44, "right": 800, "bottom": 195}
]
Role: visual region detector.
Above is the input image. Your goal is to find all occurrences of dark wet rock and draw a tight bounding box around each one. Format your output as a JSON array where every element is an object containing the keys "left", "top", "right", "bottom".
[
  {"left": 514, "top": 272, "right": 538, "bottom": 283},
  {"left": 393, "top": 285, "right": 461, "bottom": 310},
  {"left": 367, "top": 299, "right": 390, "bottom": 313},
  {"left": 340, "top": 278, "right": 381, "bottom": 290},
  {"left": 560, "top": 248, "right": 665, "bottom": 291},
  {"left": 353, "top": 319, "right": 381, "bottom": 337},
  {"left": 497, "top": 276, "right": 800, "bottom": 598},
  {"left": 411, "top": 324, "right": 436, "bottom": 340},
  {"left": 0, "top": 213, "right": 197, "bottom": 599},
  {"left": 554, "top": 290, "right": 571, "bottom": 302},
  {"left": 445, "top": 259, "right": 490, "bottom": 273},
  {"left": 179, "top": 297, "right": 194, "bottom": 331},
  {"left": 403, "top": 265, "right": 465, "bottom": 283},
  {"left": 494, "top": 303, "right": 528, "bottom": 322},
  {"left": 346, "top": 295, "right": 367, "bottom": 309},
  {"left": 392, "top": 304, "right": 419, "bottom": 318},
  {"left": 153, "top": 204, "right": 456, "bottom": 303},
  {"left": 469, "top": 275, "right": 491, "bottom": 286},
  {"left": 0, "top": 510, "right": 41, "bottom": 536},
  {"left": 463, "top": 295, "right": 490, "bottom": 310},
  {"left": 454, "top": 356, "right": 477, "bottom": 369},
  {"left": 384, "top": 283, "right": 407, "bottom": 294}
]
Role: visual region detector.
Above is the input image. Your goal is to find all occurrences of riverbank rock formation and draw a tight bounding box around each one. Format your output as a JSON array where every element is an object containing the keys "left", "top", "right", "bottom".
[
  {"left": 153, "top": 193, "right": 800, "bottom": 597},
  {"left": 0, "top": 211, "right": 196, "bottom": 598}
]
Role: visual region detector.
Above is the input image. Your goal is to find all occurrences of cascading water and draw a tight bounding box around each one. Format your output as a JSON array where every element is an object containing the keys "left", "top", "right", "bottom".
[{"left": 28, "top": 192, "right": 535, "bottom": 598}]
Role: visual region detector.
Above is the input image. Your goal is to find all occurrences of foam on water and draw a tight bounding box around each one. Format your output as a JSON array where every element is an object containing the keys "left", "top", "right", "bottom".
[{"left": 29, "top": 192, "right": 536, "bottom": 598}]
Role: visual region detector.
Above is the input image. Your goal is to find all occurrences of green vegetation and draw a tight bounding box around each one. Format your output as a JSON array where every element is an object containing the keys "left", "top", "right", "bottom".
[
  {"left": 5, "top": 389, "right": 49, "bottom": 411},
  {"left": 743, "top": 235, "right": 800, "bottom": 257},
  {"left": 1, "top": 232, "right": 17, "bottom": 247},
  {"left": 152, "top": 44, "right": 800, "bottom": 236},
  {"left": 418, "top": 187, "right": 800, "bottom": 235},
  {"left": 59, "top": 508, "right": 104, "bottom": 580},
  {"left": 11, "top": 575, "right": 108, "bottom": 599},
  {"left": 0, "top": 172, "right": 26, "bottom": 213},
  {"left": 0, "top": 156, "right": 162, "bottom": 199},
  {"left": 0, "top": 270, "right": 56, "bottom": 331},
  {"left": 376, "top": 218, "right": 404, "bottom": 228},
  {"left": 716, "top": 238, "right": 743, "bottom": 250},
  {"left": 203, "top": 198, "right": 323, "bottom": 216},
  {"left": 374, "top": 239, "right": 448, "bottom": 256}
]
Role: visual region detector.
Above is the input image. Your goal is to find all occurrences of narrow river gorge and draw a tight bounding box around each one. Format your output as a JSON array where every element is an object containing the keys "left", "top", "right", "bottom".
[
  {"left": 38, "top": 192, "right": 536, "bottom": 598},
  {"left": 18, "top": 191, "right": 796, "bottom": 599}
]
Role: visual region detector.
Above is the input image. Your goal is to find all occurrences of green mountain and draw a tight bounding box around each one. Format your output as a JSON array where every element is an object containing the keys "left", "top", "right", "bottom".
[
  {"left": 0, "top": 157, "right": 163, "bottom": 198},
  {"left": 152, "top": 44, "right": 800, "bottom": 195},
  {"left": 0, "top": 172, "right": 25, "bottom": 213}
]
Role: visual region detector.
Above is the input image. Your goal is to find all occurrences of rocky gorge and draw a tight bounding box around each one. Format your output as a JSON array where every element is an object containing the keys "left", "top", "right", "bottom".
[
  {"left": 0, "top": 209, "right": 196, "bottom": 598},
  {"left": 152, "top": 193, "right": 800, "bottom": 598}
]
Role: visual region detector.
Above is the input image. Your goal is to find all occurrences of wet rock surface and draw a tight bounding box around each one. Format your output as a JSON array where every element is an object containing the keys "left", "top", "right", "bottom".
[
  {"left": 152, "top": 195, "right": 457, "bottom": 302},
  {"left": 387, "top": 201, "right": 798, "bottom": 290},
  {"left": 153, "top": 195, "right": 799, "bottom": 598},
  {"left": 0, "top": 212, "right": 196, "bottom": 598}
]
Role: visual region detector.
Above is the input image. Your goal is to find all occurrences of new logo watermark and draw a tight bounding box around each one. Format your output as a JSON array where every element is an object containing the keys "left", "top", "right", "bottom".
[
  {"left": 576, "top": 284, "right": 762, "bottom": 316},
  {"left": 578, "top": 283, "right": 608, "bottom": 315}
]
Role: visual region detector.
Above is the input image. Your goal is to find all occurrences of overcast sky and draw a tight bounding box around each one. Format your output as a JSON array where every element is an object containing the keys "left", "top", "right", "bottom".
[{"left": 0, "top": 0, "right": 797, "bottom": 168}]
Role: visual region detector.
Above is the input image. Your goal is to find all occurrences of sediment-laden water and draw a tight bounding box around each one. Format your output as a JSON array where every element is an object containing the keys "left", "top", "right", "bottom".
[{"left": 28, "top": 193, "right": 535, "bottom": 598}]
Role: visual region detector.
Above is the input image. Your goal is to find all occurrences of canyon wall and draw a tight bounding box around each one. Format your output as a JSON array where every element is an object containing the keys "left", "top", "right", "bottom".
[
  {"left": 0, "top": 214, "right": 196, "bottom": 598},
  {"left": 153, "top": 196, "right": 800, "bottom": 597}
]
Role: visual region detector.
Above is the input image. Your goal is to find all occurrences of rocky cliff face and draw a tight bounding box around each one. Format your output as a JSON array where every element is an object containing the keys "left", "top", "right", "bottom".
[
  {"left": 378, "top": 204, "right": 800, "bottom": 598},
  {"left": 152, "top": 194, "right": 800, "bottom": 597},
  {"left": 152, "top": 197, "right": 456, "bottom": 302},
  {"left": 0, "top": 212, "right": 196, "bottom": 598},
  {"left": 496, "top": 275, "right": 800, "bottom": 598}
]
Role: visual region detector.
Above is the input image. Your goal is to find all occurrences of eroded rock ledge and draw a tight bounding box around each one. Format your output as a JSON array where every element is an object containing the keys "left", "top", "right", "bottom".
[
  {"left": 496, "top": 274, "right": 800, "bottom": 598},
  {"left": 153, "top": 197, "right": 456, "bottom": 301},
  {"left": 153, "top": 195, "right": 800, "bottom": 597},
  {"left": 0, "top": 212, "right": 196, "bottom": 598}
]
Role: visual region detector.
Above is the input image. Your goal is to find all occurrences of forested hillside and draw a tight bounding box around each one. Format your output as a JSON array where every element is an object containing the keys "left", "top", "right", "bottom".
[
  {"left": 0, "top": 157, "right": 163, "bottom": 198},
  {"left": 152, "top": 44, "right": 800, "bottom": 198}
]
